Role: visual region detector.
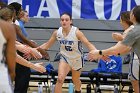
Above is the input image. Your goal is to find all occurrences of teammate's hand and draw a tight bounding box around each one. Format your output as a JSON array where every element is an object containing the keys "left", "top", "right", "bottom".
[
  {"left": 37, "top": 48, "right": 50, "bottom": 60},
  {"left": 23, "top": 48, "right": 42, "bottom": 60},
  {"left": 88, "top": 50, "right": 102, "bottom": 61},
  {"left": 31, "top": 62, "right": 46, "bottom": 73}
]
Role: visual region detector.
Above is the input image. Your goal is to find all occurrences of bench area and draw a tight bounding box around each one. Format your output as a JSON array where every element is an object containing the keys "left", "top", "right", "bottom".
[{"left": 25, "top": 18, "right": 132, "bottom": 93}]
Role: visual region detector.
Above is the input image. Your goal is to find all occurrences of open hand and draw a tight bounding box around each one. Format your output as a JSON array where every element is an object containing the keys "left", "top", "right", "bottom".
[
  {"left": 32, "top": 62, "right": 46, "bottom": 73},
  {"left": 88, "top": 50, "right": 102, "bottom": 61}
]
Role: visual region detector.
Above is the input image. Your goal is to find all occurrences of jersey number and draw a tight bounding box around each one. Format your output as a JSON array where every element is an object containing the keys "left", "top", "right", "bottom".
[{"left": 65, "top": 46, "right": 72, "bottom": 51}]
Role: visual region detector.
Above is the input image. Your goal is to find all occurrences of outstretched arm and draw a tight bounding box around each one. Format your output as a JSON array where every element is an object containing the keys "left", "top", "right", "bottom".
[
  {"left": 101, "top": 42, "right": 130, "bottom": 55},
  {"left": 16, "top": 41, "right": 42, "bottom": 60},
  {"left": 14, "top": 24, "right": 49, "bottom": 60},
  {"left": 14, "top": 24, "right": 37, "bottom": 47},
  {"left": 88, "top": 42, "right": 131, "bottom": 61},
  {"left": 16, "top": 54, "right": 46, "bottom": 73},
  {"left": 38, "top": 30, "right": 57, "bottom": 50}
]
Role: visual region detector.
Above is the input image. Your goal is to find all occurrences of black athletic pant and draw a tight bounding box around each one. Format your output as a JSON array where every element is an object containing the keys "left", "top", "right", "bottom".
[{"left": 14, "top": 51, "right": 31, "bottom": 93}]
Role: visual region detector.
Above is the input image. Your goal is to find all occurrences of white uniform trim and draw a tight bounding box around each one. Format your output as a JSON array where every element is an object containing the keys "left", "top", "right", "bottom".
[{"left": 128, "top": 53, "right": 140, "bottom": 80}]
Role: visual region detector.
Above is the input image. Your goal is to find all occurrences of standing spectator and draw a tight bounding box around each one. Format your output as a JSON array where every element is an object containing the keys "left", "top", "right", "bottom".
[{"left": 8, "top": 3, "right": 49, "bottom": 93}]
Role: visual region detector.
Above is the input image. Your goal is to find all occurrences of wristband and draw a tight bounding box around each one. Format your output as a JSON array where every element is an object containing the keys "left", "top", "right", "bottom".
[{"left": 99, "top": 50, "right": 102, "bottom": 55}]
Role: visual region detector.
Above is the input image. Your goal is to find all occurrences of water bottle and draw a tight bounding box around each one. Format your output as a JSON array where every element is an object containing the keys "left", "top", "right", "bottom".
[
  {"left": 69, "top": 81, "right": 74, "bottom": 93},
  {"left": 38, "top": 82, "right": 43, "bottom": 93},
  {"left": 51, "top": 79, "right": 55, "bottom": 93},
  {"left": 86, "top": 84, "right": 91, "bottom": 93}
]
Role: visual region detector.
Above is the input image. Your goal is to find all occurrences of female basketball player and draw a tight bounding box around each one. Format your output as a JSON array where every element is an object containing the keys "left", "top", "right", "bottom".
[{"left": 38, "top": 13, "right": 97, "bottom": 93}]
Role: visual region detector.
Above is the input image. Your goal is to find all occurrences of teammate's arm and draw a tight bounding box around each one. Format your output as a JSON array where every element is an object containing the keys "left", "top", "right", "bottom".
[
  {"left": 14, "top": 24, "right": 49, "bottom": 59},
  {"left": 14, "top": 24, "right": 37, "bottom": 47}
]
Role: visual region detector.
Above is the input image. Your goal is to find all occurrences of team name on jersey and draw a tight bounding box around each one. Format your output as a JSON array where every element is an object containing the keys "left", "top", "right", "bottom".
[{"left": 59, "top": 40, "right": 74, "bottom": 45}]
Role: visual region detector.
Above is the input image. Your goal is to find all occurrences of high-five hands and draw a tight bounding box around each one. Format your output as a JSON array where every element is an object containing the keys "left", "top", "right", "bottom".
[{"left": 88, "top": 50, "right": 102, "bottom": 61}]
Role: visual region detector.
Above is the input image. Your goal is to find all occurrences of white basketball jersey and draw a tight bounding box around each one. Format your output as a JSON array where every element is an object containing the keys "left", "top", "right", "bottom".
[
  {"left": 56, "top": 26, "right": 83, "bottom": 60},
  {"left": 0, "top": 29, "right": 13, "bottom": 93}
]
